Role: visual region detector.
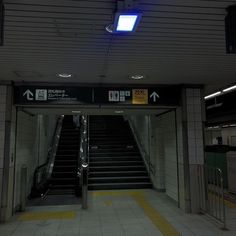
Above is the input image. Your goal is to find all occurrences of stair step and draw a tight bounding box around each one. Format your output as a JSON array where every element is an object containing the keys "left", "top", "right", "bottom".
[
  {"left": 56, "top": 154, "right": 77, "bottom": 157},
  {"left": 89, "top": 171, "right": 148, "bottom": 177},
  {"left": 50, "top": 178, "right": 77, "bottom": 184},
  {"left": 52, "top": 172, "right": 77, "bottom": 178},
  {"left": 89, "top": 152, "right": 139, "bottom": 157},
  {"left": 53, "top": 166, "right": 77, "bottom": 171},
  {"left": 54, "top": 163, "right": 77, "bottom": 167},
  {"left": 90, "top": 157, "right": 141, "bottom": 162},
  {"left": 88, "top": 182, "right": 152, "bottom": 190},
  {"left": 55, "top": 160, "right": 77, "bottom": 164},
  {"left": 47, "top": 189, "right": 75, "bottom": 195},
  {"left": 89, "top": 166, "right": 146, "bottom": 172},
  {"left": 57, "top": 151, "right": 78, "bottom": 155},
  {"left": 89, "top": 161, "right": 143, "bottom": 167},
  {"left": 89, "top": 144, "right": 136, "bottom": 148},
  {"left": 88, "top": 176, "right": 150, "bottom": 184},
  {"left": 50, "top": 184, "right": 76, "bottom": 190},
  {"left": 89, "top": 148, "right": 138, "bottom": 153}
]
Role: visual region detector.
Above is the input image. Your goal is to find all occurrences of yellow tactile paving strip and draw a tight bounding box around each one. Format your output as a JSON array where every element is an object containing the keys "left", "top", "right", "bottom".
[
  {"left": 93, "top": 190, "right": 181, "bottom": 236},
  {"left": 18, "top": 211, "right": 76, "bottom": 221},
  {"left": 225, "top": 199, "right": 236, "bottom": 209}
]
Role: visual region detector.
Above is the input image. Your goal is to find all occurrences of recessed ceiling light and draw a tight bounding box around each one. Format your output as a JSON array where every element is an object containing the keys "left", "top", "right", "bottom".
[
  {"left": 115, "top": 110, "right": 124, "bottom": 114},
  {"left": 130, "top": 75, "right": 145, "bottom": 80},
  {"left": 58, "top": 73, "right": 72, "bottom": 78}
]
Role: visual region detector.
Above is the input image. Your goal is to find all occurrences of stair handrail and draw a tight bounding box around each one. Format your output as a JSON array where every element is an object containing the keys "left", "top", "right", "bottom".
[
  {"left": 127, "top": 117, "right": 151, "bottom": 174},
  {"left": 77, "top": 115, "right": 88, "bottom": 208},
  {"left": 32, "top": 115, "right": 64, "bottom": 196}
]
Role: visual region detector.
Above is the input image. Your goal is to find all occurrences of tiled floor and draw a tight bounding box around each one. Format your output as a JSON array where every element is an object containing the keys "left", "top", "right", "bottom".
[{"left": 1, "top": 189, "right": 236, "bottom": 236}]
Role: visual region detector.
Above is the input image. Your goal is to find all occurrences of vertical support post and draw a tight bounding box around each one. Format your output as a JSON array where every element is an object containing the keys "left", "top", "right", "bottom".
[
  {"left": 82, "top": 164, "right": 88, "bottom": 209},
  {"left": 220, "top": 171, "right": 226, "bottom": 230},
  {"left": 181, "top": 87, "right": 205, "bottom": 213}
]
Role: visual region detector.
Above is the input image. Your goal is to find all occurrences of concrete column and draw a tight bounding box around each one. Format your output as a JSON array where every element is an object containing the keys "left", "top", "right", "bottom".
[
  {"left": 0, "top": 85, "right": 15, "bottom": 222},
  {"left": 181, "top": 87, "right": 205, "bottom": 213}
]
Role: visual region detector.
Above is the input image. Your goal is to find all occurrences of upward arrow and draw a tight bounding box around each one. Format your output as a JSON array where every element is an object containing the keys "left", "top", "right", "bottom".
[
  {"left": 23, "top": 89, "right": 34, "bottom": 101},
  {"left": 150, "top": 91, "right": 159, "bottom": 102}
]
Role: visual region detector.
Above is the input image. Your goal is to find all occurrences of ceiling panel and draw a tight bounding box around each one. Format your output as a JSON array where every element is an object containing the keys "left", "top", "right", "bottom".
[{"left": 0, "top": 0, "right": 236, "bottom": 93}]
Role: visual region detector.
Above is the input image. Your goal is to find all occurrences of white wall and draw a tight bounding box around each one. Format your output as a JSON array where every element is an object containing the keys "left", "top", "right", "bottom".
[
  {"left": 0, "top": 85, "right": 16, "bottom": 221},
  {"left": 222, "top": 127, "right": 236, "bottom": 146},
  {"left": 0, "top": 85, "right": 7, "bottom": 216},
  {"left": 14, "top": 112, "right": 57, "bottom": 210},
  {"left": 14, "top": 111, "right": 37, "bottom": 209},
  {"left": 150, "top": 115, "right": 165, "bottom": 190},
  {"left": 205, "top": 129, "right": 221, "bottom": 145},
  {"left": 129, "top": 112, "right": 179, "bottom": 202},
  {"left": 162, "top": 111, "right": 178, "bottom": 201},
  {"left": 205, "top": 127, "right": 236, "bottom": 146}
]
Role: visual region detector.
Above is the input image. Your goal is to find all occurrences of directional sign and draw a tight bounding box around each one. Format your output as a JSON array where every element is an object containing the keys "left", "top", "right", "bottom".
[
  {"left": 15, "top": 86, "right": 93, "bottom": 104},
  {"left": 95, "top": 88, "right": 132, "bottom": 105},
  {"left": 150, "top": 91, "right": 159, "bottom": 102},
  {"left": 94, "top": 86, "right": 180, "bottom": 106},
  {"left": 132, "top": 89, "right": 148, "bottom": 104},
  {"left": 23, "top": 89, "right": 34, "bottom": 101},
  {"left": 14, "top": 86, "right": 181, "bottom": 106}
]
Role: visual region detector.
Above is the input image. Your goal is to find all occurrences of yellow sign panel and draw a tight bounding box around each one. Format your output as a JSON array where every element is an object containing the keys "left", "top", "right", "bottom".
[{"left": 132, "top": 89, "right": 148, "bottom": 104}]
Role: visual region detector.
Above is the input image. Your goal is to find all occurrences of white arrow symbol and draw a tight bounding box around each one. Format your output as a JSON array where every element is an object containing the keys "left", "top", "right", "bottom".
[
  {"left": 23, "top": 89, "right": 34, "bottom": 101},
  {"left": 150, "top": 91, "right": 159, "bottom": 102}
]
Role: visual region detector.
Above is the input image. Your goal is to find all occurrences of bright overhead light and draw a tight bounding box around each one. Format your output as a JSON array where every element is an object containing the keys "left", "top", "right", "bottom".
[
  {"left": 113, "top": 12, "right": 142, "bottom": 33},
  {"left": 223, "top": 85, "right": 236, "bottom": 93},
  {"left": 130, "top": 75, "right": 145, "bottom": 80},
  {"left": 204, "top": 91, "right": 222, "bottom": 100},
  {"left": 58, "top": 73, "right": 72, "bottom": 78},
  {"left": 117, "top": 15, "right": 137, "bottom": 31},
  {"left": 115, "top": 110, "right": 124, "bottom": 114}
]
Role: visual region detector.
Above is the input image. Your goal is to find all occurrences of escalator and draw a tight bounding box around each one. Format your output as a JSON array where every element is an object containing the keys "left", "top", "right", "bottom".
[
  {"left": 48, "top": 115, "right": 80, "bottom": 195},
  {"left": 30, "top": 115, "right": 81, "bottom": 205}
]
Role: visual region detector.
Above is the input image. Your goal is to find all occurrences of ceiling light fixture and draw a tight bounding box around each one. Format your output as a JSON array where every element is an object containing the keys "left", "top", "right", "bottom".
[
  {"left": 130, "top": 75, "right": 145, "bottom": 80},
  {"left": 105, "top": 0, "right": 142, "bottom": 34},
  {"left": 204, "top": 91, "right": 222, "bottom": 100},
  {"left": 114, "top": 12, "right": 142, "bottom": 33},
  {"left": 223, "top": 85, "right": 236, "bottom": 93},
  {"left": 58, "top": 73, "right": 72, "bottom": 78}
]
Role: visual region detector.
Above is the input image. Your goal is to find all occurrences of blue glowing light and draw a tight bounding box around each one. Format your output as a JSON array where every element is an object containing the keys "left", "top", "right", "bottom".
[{"left": 114, "top": 12, "right": 142, "bottom": 33}]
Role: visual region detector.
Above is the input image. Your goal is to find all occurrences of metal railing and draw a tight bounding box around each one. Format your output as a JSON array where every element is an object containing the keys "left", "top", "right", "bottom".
[
  {"left": 77, "top": 115, "right": 89, "bottom": 209},
  {"left": 31, "top": 115, "right": 64, "bottom": 197},
  {"left": 127, "top": 118, "right": 151, "bottom": 174},
  {"left": 197, "top": 165, "right": 226, "bottom": 229}
]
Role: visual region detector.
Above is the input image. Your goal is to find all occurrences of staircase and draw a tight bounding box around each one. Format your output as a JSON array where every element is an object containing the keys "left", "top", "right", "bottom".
[
  {"left": 88, "top": 115, "right": 152, "bottom": 190},
  {"left": 48, "top": 115, "right": 80, "bottom": 195}
]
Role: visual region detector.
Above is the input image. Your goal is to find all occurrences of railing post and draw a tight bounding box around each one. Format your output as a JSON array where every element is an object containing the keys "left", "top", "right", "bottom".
[
  {"left": 220, "top": 171, "right": 226, "bottom": 230},
  {"left": 78, "top": 115, "right": 89, "bottom": 209},
  {"left": 82, "top": 163, "right": 88, "bottom": 209},
  {"left": 20, "top": 165, "right": 27, "bottom": 212}
]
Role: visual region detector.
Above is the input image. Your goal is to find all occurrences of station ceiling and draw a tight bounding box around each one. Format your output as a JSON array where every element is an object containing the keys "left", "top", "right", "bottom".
[{"left": 0, "top": 0, "right": 236, "bottom": 93}]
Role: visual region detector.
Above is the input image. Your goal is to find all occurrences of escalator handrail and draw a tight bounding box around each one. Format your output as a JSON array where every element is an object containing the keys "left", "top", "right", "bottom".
[{"left": 77, "top": 115, "right": 89, "bottom": 208}]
